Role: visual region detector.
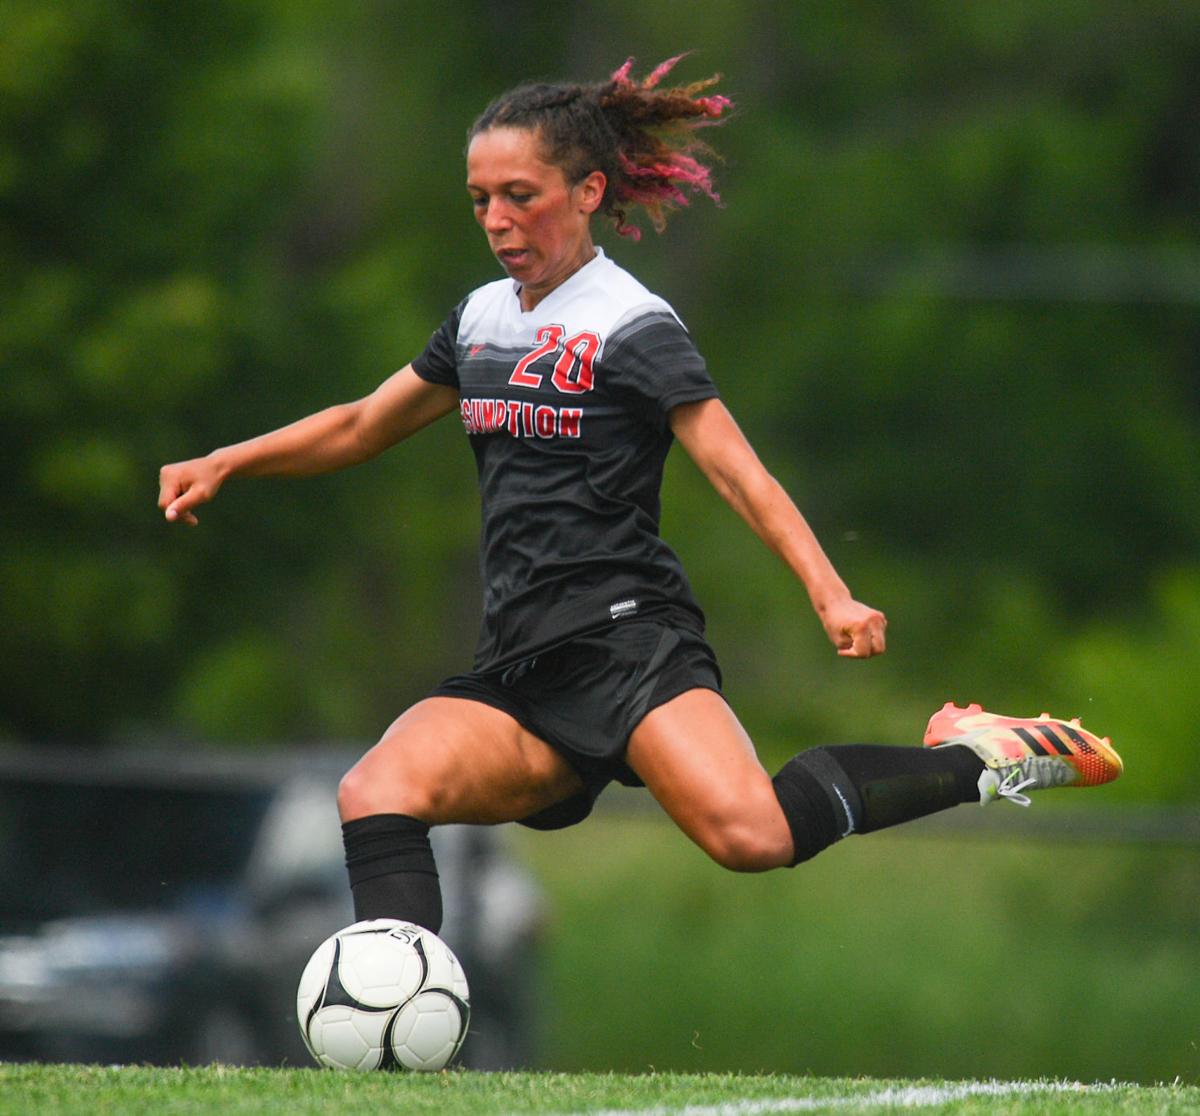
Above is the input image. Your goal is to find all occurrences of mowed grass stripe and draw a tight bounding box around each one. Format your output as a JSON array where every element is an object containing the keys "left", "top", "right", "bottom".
[{"left": 0, "top": 1067, "right": 1195, "bottom": 1116}]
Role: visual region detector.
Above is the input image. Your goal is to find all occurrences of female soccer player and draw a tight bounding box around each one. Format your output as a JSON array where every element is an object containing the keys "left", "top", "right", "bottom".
[{"left": 159, "top": 57, "right": 1122, "bottom": 933}]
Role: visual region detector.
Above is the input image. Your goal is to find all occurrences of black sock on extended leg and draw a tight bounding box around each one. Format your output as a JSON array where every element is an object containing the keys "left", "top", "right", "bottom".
[
  {"left": 772, "top": 752, "right": 858, "bottom": 865},
  {"left": 341, "top": 813, "right": 443, "bottom": 932},
  {"left": 824, "top": 744, "right": 984, "bottom": 832},
  {"left": 772, "top": 744, "right": 985, "bottom": 865}
]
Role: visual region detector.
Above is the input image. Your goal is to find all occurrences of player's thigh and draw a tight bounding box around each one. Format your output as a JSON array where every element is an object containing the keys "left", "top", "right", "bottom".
[
  {"left": 338, "top": 697, "right": 584, "bottom": 825},
  {"left": 625, "top": 688, "right": 792, "bottom": 871}
]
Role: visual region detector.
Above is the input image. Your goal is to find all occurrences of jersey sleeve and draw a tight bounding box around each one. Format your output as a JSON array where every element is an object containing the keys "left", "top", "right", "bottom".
[
  {"left": 602, "top": 308, "right": 718, "bottom": 430},
  {"left": 411, "top": 299, "right": 467, "bottom": 389}
]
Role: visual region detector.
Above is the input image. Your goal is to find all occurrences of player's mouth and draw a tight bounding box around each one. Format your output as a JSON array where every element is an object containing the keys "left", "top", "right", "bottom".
[{"left": 496, "top": 247, "right": 530, "bottom": 269}]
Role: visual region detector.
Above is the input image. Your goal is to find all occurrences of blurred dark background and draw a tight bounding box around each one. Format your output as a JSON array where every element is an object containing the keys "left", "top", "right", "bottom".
[{"left": 1, "top": 0, "right": 1197, "bottom": 1082}]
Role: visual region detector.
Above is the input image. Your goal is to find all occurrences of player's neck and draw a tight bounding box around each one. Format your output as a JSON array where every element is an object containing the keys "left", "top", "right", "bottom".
[{"left": 518, "top": 242, "right": 598, "bottom": 312}]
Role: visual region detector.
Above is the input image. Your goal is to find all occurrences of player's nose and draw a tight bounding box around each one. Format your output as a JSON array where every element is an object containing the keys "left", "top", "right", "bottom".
[{"left": 482, "top": 200, "right": 514, "bottom": 233}]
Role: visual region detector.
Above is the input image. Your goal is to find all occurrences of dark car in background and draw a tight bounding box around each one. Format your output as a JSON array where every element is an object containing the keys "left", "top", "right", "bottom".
[{"left": 0, "top": 746, "right": 544, "bottom": 1068}]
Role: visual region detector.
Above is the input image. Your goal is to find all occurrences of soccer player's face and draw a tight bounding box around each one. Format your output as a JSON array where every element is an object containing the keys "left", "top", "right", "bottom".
[{"left": 467, "top": 127, "right": 604, "bottom": 309}]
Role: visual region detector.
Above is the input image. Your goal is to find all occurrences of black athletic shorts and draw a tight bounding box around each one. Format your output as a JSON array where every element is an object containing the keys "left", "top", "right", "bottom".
[{"left": 429, "top": 618, "right": 723, "bottom": 830}]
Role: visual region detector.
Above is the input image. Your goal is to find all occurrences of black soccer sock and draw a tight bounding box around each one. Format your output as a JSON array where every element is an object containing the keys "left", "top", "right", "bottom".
[
  {"left": 772, "top": 749, "right": 862, "bottom": 865},
  {"left": 772, "top": 745, "right": 984, "bottom": 865},
  {"left": 342, "top": 813, "right": 443, "bottom": 933},
  {"left": 821, "top": 744, "right": 985, "bottom": 832}
]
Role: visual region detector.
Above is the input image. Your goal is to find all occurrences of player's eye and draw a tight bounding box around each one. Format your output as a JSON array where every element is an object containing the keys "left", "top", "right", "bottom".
[{"left": 509, "top": 192, "right": 533, "bottom": 204}]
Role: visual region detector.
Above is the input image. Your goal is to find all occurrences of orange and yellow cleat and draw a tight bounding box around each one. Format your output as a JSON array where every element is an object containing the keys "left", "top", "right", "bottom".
[{"left": 924, "top": 701, "right": 1123, "bottom": 806}]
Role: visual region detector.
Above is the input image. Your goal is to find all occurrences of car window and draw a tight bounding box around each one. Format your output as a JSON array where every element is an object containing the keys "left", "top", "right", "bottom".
[{"left": 0, "top": 777, "right": 273, "bottom": 922}]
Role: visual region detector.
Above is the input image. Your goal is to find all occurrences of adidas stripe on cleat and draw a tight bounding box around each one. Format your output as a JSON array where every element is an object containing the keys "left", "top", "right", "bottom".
[{"left": 923, "top": 701, "right": 1123, "bottom": 807}]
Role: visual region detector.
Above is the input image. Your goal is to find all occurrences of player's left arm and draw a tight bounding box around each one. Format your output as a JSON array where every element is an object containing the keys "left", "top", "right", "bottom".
[{"left": 670, "top": 398, "right": 886, "bottom": 658}]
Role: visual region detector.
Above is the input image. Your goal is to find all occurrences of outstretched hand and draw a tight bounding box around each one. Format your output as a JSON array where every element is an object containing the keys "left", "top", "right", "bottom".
[
  {"left": 822, "top": 598, "right": 888, "bottom": 659},
  {"left": 158, "top": 457, "right": 222, "bottom": 527}
]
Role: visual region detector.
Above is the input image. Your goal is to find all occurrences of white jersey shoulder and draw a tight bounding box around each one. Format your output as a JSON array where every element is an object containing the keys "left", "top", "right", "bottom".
[{"left": 456, "top": 249, "right": 684, "bottom": 348}]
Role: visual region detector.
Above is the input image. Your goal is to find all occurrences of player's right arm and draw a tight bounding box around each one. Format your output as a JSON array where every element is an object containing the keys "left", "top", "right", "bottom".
[{"left": 158, "top": 365, "right": 458, "bottom": 526}]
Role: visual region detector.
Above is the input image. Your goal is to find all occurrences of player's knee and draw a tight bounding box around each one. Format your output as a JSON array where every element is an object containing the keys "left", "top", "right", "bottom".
[
  {"left": 337, "top": 762, "right": 376, "bottom": 822},
  {"left": 338, "top": 758, "right": 440, "bottom": 823},
  {"left": 703, "top": 820, "right": 791, "bottom": 873}
]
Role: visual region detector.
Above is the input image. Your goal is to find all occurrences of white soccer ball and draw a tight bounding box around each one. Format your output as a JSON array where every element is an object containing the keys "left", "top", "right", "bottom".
[{"left": 296, "top": 919, "right": 470, "bottom": 1071}]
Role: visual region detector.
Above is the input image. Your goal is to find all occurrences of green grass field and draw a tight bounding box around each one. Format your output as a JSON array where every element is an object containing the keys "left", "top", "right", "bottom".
[{"left": 1, "top": 1065, "right": 1197, "bottom": 1116}]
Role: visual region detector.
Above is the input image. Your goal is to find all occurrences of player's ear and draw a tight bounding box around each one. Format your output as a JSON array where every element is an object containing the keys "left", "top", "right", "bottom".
[{"left": 577, "top": 170, "right": 606, "bottom": 216}]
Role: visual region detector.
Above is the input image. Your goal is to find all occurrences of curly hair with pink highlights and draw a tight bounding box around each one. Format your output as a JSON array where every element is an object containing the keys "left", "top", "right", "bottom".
[{"left": 469, "top": 55, "right": 733, "bottom": 240}]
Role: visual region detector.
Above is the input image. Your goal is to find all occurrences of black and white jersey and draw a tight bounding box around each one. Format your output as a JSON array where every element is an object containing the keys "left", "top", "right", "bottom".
[{"left": 413, "top": 248, "right": 718, "bottom": 673}]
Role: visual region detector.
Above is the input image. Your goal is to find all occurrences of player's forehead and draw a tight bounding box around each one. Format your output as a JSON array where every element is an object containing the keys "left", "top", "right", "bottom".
[{"left": 465, "top": 126, "right": 565, "bottom": 190}]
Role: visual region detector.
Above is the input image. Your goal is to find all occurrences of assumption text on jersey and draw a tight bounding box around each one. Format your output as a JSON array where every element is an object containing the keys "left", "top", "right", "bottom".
[{"left": 458, "top": 397, "right": 584, "bottom": 440}]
